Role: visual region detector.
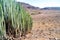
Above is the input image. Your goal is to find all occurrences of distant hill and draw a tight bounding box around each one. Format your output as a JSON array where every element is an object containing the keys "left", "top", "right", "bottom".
[
  {"left": 18, "top": 2, "right": 40, "bottom": 10},
  {"left": 41, "top": 7, "right": 60, "bottom": 10}
]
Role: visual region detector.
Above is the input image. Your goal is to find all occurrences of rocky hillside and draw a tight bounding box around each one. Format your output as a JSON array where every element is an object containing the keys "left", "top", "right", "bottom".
[{"left": 20, "top": 2, "right": 40, "bottom": 10}]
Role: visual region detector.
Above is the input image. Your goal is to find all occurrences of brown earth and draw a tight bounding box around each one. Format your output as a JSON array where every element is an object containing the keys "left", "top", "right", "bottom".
[{"left": 22, "top": 10, "right": 60, "bottom": 40}]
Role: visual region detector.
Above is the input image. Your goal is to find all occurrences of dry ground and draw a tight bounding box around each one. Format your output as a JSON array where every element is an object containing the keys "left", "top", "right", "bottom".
[{"left": 22, "top": 10, "right": 60, "bottom": 40}]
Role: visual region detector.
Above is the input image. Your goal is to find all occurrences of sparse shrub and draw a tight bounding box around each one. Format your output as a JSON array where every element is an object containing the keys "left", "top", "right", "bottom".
[
  {"left": 31, "top": 13, "right": 35, "bottom": 15},
  {"left": 31, "top": 12, "right": 41, "bottom": 15},
  {"left": 38, "top": 12, "right": 41, "bottom": 14},
  {"left": 0, "top": 0, "right": 32, "bottom": 39}
]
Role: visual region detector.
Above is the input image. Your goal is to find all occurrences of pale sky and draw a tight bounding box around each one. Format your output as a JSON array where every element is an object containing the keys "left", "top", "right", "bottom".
[{"left": 16, "top": 0, "right": 60, "bottom": 8}]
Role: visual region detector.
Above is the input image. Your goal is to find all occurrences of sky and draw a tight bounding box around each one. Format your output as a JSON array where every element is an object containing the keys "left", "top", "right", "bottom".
[{"left": 16, "top": 0, "right": 60, "bottom": 8}]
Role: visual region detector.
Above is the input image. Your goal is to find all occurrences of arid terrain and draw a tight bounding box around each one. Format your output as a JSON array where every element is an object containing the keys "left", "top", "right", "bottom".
[
  {"left": 20, "top": 2, "right": 60, "bottom": 40},
  {"left": 22, "top": 10, "right": 60, "bottom": 40}
]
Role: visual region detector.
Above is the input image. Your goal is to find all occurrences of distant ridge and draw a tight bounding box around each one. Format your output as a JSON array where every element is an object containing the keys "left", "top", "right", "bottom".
[
  {"left": 17, "top": 2, "right": 60, "bottom": 10},
  {"left": 41, "top": 7, "right": 60, "bottom": 10}
]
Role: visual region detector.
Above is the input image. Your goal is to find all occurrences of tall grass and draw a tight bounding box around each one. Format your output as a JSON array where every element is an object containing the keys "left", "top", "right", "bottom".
[
  {"left": 0, "top": 0, "right": 32, "bottom": 39},
  {"left": 0, "top": 0, "right": 6, "bottom": 38}
]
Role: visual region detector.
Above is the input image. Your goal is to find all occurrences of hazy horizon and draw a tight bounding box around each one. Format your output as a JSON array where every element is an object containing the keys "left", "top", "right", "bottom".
[{"left": 16, "top": 0, "right": 60, "bottom": 8}]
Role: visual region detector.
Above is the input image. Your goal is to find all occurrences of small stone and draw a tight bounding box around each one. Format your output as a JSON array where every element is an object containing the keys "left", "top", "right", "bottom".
[{"left": 49, "top": 38, "right": 56, "bottom": 40}]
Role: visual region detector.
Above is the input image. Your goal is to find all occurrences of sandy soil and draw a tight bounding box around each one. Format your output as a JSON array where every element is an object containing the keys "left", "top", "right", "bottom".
[{"left": 22, "top": 10, "right": 60, "bottom": 40}]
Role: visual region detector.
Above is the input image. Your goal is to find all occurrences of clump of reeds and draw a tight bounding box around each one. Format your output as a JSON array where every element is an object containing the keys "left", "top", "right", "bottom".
[{"left": 0, "top": 0, "right": 32, "bottom": 39}]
